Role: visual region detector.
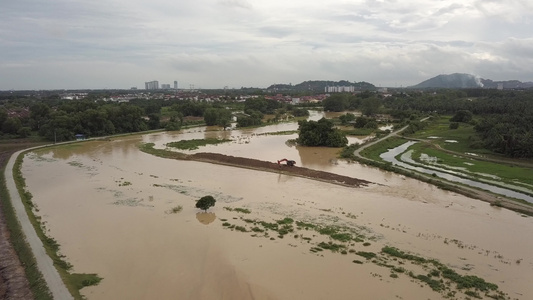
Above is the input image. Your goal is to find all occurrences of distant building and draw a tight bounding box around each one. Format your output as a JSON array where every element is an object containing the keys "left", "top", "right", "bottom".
[
  {"left": 174, "top": 81, "right": 178, "bottom": 89},
  {"left": 145, "top": 81, "right": 159, "bottom": 90},
  {"left": 325, "top": 86, "right": 355, "bottom": 93},
  {"left": 161, "top": 84, "right": 171, "bottom": 89}
]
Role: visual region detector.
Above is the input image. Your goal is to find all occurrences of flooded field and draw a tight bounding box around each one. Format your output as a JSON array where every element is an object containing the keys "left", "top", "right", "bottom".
[{"left": 21, "top": 119, "right": 533, "bottom": 299}]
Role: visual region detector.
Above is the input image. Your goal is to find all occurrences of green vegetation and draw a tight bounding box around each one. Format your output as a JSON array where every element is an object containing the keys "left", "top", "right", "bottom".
[
  {"left": 196, "top": 195, "right": 216, "bottom": 212},
  {"left": 0, "top": 152, "right": 53, "bottom": 299},
  {"left": 297, "top": 118, "right": 348, "bottom": 147},
  {"left": 166, "top": 138, "right": 231, "bottom": 150},
  {"left": 317, "top": 241, "right": 346, "bottom": 252},
  {"left": 359, "top": 136, "right": 407, "bottom": 162},
  {"left": 355, "top": 251, "right": 377, "bottom": 260},
  {"left": 139, "top": 143, "right": 188, "bottom": 160},
  {"left": 203, "top": 108, "right": 232, "bottom": 129},
  {"left": 217, "top": 206, "right": 508, "bottom": 299},
  {"left": 168, "top": 205, "right": 183, "bottom": 214},
  {"left": 381, "top": 246, "right": 427, "bottom": 263},
  {"left": 409, "top": 115, "right": 489, "bottom": 154},
  {"left": 224, "top": 207, "right": 251, "bottom": 214},
  {"left": 408, "top": 142, "right": 532, "bottom": 191}
]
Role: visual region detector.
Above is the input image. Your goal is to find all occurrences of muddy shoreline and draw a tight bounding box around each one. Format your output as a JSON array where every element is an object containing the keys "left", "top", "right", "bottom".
[{"left": 188, "top": 152, "right": 373, "bottom": 188}]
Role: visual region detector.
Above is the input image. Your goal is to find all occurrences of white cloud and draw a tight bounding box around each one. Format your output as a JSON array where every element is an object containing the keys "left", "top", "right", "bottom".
[{"left": 1, "top": 0, "right": 532, "bottom": 90}]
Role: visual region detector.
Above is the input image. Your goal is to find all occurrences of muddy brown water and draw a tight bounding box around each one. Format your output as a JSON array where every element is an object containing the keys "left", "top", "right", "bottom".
[{"left": 21, "top": 123, "right": 533, "bottom": 300}]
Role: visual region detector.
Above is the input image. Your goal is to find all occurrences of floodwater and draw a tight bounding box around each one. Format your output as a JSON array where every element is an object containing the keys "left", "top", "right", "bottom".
[
  {"left": 381, "top": 141, "right": 533, "bottom": 203},
  {"left": 21, "top": 119, "right": 533, "bottom": 299}
]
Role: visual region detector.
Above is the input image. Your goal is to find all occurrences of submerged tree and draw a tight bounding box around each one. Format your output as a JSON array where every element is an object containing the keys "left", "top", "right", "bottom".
[
  {"left": 196, "top": 196, "right": 216, "bottom": 212},
  {"left": 297, "top": 117, "right": 348, "bottom": 147}
]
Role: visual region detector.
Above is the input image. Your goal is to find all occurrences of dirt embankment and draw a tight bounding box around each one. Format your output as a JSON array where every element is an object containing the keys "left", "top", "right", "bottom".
[
  {"left": 0, "top": 147, "right": 33, "bottom": 300},
  {"left": 189, "top": 152, "right": 373, "bottom": 188}
]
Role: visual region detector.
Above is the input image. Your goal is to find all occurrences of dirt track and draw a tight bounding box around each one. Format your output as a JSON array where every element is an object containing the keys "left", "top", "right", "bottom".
[
  {"left": 189, "top": 152, "right": 373, "bottom": 188},
  {"left": 0, "top": 147, "right": 33, "bottom": 300}
]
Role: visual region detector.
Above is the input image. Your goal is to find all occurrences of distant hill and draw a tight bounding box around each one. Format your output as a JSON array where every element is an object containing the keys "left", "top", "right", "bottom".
[
  {"left": 411, "top": 73, "right": 533, "bottom": 89},
  {"left": 410, "top": 73, "right": 483, "bottom": 89},
  {"left": 267, "top": 80, "right": 375, "bottom": 93}
]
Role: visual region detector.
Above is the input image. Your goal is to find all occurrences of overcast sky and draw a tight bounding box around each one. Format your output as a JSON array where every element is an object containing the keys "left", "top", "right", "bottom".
[{"left": 1, "top": 0, "right": 533, "bottom": 90}]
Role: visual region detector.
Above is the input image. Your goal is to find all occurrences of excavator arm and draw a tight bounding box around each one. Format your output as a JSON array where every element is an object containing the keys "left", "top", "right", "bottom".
[{"left": 277, "top": 158, "right": 296, "bottom": 166}]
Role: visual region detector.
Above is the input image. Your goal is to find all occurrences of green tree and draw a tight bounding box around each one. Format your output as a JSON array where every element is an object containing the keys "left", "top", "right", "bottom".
[
  {"left": 323, "top": 94, "right": 348, "bottom": 112},
  {"left": 216, "top": 109, "right": 232, "bottom": 130},
  {"left": 450, "top": 110, "right": 473, "bottom": 123},
  {"left": 29, "top": 102, "right": 50, "bottom": 130},
  {"left": 237, "top": 111, "right": 262, "bottom": 127},
  {"left": 196, "top": 196, "right": 216, "bottom": 212},
  {"left": 147, "top": 113, "right": 160, "bottom": 130},
  {"left": 165, "top": 112, "right": 183, "bottom": 131},
  {"left": 297, "top": 118, "right": 348, "bottom": 147},
  {"left": 360, "top": 97, "right": 381, "bottom": 116},
  {"left": 2, "top": 117, "right": 22, "bottom": 135},
  {"left": 203, "top": 108, "right": 219, "bottom": 126},
  {"left": 339, "top": 113, "right": 356, "bottom": 125}
]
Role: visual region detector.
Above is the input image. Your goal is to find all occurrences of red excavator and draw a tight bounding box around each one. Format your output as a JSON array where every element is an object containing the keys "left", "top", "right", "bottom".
[{"left": 277, "top": 158, "right": 296, "bottom": 167}]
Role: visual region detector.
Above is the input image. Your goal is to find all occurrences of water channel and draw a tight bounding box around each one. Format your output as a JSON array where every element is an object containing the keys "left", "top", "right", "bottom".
[
  {"left": 20, "top": 113, "right": 533, "bottom": 300},
  {"left": 380, "top": 141, "right": 533, "bottom": 203}
]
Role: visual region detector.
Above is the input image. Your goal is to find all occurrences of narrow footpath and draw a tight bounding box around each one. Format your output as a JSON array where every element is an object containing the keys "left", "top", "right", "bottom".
[{"left": 5, "top": 150, "right": 73, "bottom": 300}]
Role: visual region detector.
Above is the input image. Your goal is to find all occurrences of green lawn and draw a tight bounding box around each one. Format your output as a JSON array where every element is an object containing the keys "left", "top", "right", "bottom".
[
  {"left": 409, "top": 142, "right": 533, "bottom": 190},
  {"left": 360, "top": 136, "right": 407, "bottom": 162},
  {"left": 410, "top": 116, "right": 491, "bottom": 154}
]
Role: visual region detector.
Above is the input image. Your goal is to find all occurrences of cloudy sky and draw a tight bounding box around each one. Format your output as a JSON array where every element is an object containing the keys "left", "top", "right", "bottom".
[{"left": 1, "top": 0, "right": 533, "bottom": 90}]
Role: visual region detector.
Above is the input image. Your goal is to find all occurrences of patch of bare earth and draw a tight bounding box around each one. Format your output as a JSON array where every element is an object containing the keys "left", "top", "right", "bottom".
[{"left": 189, "top": 152, "right": 373, "bottom": 188}]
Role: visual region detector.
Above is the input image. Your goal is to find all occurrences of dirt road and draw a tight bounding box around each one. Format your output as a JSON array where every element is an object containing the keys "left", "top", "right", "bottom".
[
  {"left": 189, "top": 152, "right": 372, "bottom": 188},
  {"left": 4, "top": 150, "right": 73, "bottom": 300}
]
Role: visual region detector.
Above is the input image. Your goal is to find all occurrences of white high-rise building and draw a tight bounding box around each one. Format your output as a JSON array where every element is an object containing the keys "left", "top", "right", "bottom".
[
  {"left": 145, "top": 81, "right": 159, "bottom": 90},
  {"left": 325, "top": 86, "right": 355, "bottom": 93},
  {"left": 174, "top": 81, "right": 178, "bottom": 89}
]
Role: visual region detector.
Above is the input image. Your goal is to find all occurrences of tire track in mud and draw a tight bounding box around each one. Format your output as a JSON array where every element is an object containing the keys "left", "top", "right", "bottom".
[{"left": 188, "top": 152, "right": 373, "bottom": 188}]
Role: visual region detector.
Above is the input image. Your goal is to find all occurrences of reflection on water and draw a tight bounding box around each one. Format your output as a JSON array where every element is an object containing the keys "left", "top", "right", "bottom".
[{"left": 196, "top": 212, "right": 216, "bottom": 225}]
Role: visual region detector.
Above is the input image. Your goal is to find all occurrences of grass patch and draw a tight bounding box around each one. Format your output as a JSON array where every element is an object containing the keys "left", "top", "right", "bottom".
[
  {"left": 317, "top": 241, "right": 346, "bottom": 252},
  {"left": 168, "top": 205, "right": 183, "bottom": 214},
  {"left": 0, "top": 155, "right": 53, "bottom": 299},
  {"left": 381, "top": 246, "right": 427, "bottom": 263},
  {"left": 409, "top": 142, "right": 533, "bottom": 189},
  {"left": 359, "top": 136, "right": 408, "bottom": 162},
  {"left": 356, "top": 251, "right": 377, "bottom": 260},
  {"left": 276, "top": 217, "right": 294, "bottom": 225},
  {"left": 166, "top": 138, "right": 231, "bottom": 150},
  {"left": 224, "top": 207, "right": 251, "bottom": 214}
]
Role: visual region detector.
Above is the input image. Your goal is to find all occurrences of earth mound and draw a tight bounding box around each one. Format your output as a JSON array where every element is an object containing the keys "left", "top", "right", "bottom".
[{"left": 189, "top": 152, "right": 372, "bottom": 188}]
